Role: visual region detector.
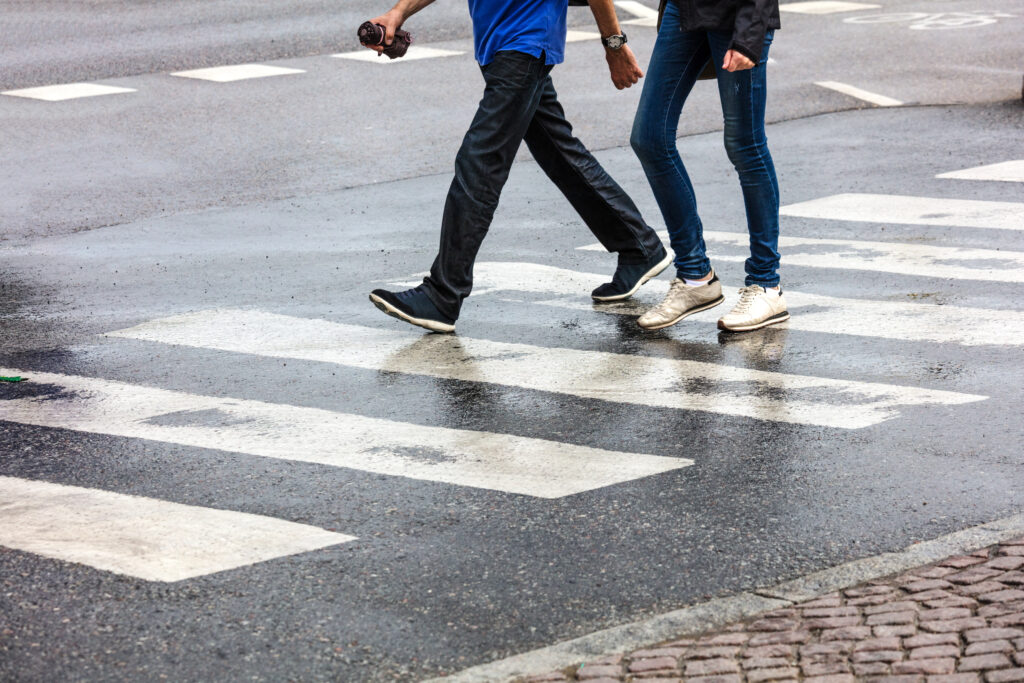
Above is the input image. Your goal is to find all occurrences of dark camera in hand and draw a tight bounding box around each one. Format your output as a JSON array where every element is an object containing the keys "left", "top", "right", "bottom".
[{"left": 357, "top": 21, "right": 412, "bottom": 59}]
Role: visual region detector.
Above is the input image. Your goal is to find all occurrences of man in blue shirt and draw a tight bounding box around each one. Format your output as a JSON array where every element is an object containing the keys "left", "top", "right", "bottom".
[{"left": 369, "top": 0, "right": 669, "bottom": 333}]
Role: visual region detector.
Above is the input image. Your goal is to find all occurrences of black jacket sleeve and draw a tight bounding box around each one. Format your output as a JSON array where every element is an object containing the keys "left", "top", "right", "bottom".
[{"left": 729, "top": 0, "right": 777, "bottom": 63}]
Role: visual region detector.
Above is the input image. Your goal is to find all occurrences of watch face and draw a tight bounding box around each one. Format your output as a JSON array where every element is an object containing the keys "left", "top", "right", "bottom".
[{"left": 606, "top": 35, "right": 624, "bottom": 49}]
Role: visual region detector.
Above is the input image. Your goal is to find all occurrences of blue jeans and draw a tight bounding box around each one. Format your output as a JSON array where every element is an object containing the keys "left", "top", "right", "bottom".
[
  {"left": 421, "top": 50, "right": 664, "bottom": 320},
  {"left": 630, "top": 2, "right": 780, "bottom": 287}
]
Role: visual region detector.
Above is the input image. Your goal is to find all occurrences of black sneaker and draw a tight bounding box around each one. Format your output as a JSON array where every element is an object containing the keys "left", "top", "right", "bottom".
[
  {"left": 591, "top": 246, "right": 672, "bottom": 302},
  {"left": 369, "top": 286, "right": 456, "bottom": 333}
]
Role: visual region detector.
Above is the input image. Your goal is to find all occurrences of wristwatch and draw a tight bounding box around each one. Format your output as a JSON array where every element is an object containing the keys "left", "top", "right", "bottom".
[{"left": 602, "top": 33, "right": 627, "bottom": 50}]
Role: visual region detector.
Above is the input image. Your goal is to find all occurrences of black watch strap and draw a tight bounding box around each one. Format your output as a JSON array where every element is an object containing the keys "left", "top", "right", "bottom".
[{"left": 602, "top": 33, "right": 627, "bottom": 50}]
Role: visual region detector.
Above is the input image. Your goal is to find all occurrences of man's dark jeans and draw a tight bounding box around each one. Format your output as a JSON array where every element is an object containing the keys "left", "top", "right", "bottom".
[{"left": 421, "top": 50, "right": 663, "bottom": 321}]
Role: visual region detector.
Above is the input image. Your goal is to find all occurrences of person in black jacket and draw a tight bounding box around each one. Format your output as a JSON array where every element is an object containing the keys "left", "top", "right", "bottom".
[{"left": 632, "top": 0, "right": 791, "bottom": 333}]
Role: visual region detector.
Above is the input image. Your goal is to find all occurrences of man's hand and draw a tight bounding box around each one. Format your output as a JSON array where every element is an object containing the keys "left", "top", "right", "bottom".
[
  {"left": 722, "top": 50, "right": 755, "bottom": 72},
  {"left": 365, "top": 8, "right": 406, "bottom": 53},
  {"left": 606, "top": 45, "right": 644, "bottom": 90}
]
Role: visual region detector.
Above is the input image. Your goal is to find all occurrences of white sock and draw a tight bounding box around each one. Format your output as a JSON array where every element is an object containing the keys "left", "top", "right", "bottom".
[
  {"left": 683, "top": 277, "right": 711, "bottom": 287},
  {"left": 763, "top": 285, "right": 781, "bottom": 297}
]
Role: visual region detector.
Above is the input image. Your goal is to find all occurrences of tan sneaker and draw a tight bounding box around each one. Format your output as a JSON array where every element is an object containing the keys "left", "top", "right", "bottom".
[
  {"left": 717, "top": 285, "right": 790, "bottom": 332},
  {"left": 637, "top": 272, "right": 725, "bottom": 330}
]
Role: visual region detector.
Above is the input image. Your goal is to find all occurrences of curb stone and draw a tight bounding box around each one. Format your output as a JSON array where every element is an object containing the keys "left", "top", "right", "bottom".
[{"left": 428, "top": 514, "right": 1024, "bottom": 682}]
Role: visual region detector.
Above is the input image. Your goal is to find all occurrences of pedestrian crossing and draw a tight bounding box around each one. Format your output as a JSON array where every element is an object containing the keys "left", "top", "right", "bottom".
[
  {"left": 332, "top": 46, "right": 465, "bottom": 63},
  {"left": 1, "top": 144, "right": 1019, "bottom": 584},
  {"left": 780, "top": 1, "right": 880, "bottom": 14},
  {"left": 170, "top": 64, "right": 307, "bottom": 82},
  {"left": 581, "top": 229, "right": 1024, "bottom": 283},
  {"left": 779, "top": 194, "right": 1023, "bottom": 230},
  {"left": 105, "top": 309, "right": 985, "bottom": 430},
  {"left": 0, "top": 476, "right": 354, "bottom": 582},
  {"left": 937, "top": 160, "right": 1024, "bottom": 183},
  {"left": 1, "top": 83, "right": 137, "bottom": 102},
  {"left": 415, "top": 261, "right": 1024, "bottom": 347},
  {"left": 0, "top": 368, "right": 688, "bottom": 499}
]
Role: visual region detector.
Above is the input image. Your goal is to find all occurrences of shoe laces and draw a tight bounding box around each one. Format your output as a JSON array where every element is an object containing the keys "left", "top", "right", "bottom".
[
  {"left": 731, "top": 285, "right": 766, "bottom": 314},
  {"left": 651, "top": 279, "right": 689, "bottom": 314},
  {"left": 395, "top": 286, "right": 424, "bottom": 301}
]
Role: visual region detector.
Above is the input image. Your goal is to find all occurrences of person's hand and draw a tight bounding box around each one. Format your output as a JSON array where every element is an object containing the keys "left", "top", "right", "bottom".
[
  {"left": 605, "top": 45, "right": 643, "bottom": 90},
  {"left": 722, "top": 49, "right": 755, "bottom": 72},
  {"left": 365, "top": 8, "right": 405, "bottom": 53}
]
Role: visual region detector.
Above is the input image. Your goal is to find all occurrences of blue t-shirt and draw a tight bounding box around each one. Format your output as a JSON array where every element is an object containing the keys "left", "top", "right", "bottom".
[{"left": 468, "top": 0, "right": 568, "bottom": 66}]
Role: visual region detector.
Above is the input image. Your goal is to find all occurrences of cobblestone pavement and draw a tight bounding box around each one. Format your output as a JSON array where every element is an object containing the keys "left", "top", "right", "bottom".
[{"left": 522, "top": 536, "right": 1024, "bottom": 683}]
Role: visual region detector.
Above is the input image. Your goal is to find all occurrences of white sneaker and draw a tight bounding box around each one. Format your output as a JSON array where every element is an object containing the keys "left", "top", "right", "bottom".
[
  {"left": 717, "top": 285, "right": 790, "bottom": 332},
  {"left": 637, "top": 272, "right": 725, "bottom": 330}
]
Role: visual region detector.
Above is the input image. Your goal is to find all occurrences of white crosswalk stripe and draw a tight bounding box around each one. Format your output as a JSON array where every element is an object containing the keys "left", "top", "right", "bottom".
[
  {"left": 1, "top": 83, "right": 136, "bottom": 101},
  {"left": 0, "top": 368, "right": 688, "bottom": 499},
  {"left": 106, "top": 310, "right": 986, "bottom": 429},
  {"left": 937, "top": 160, "right": 1024, "bottom": 183},
  {"left": 780, "top": 1, "right": 881, "bottom": 14},
  {"left": 615, "top": 1, "right": 659, "bottom": 26},
  {"left": 332, "top": 46, "right": 465, "bottom": 63},
  {"left": 403, "top": 262, "right": 1024, "bottom": 347},
  {"left": 779, "top": 193, "right": 1024, "bottom": 230},
  {"left": 566, "top": 30, "right": 602, "bottom": 42},
  {"left": 578, "top": 230, "right": 1024, "bottom": 283},
  {"left": 170, "top": 64, "right": 306, "bottom": 82},
  {"left": 814, "top": 81, "right": 903, "bottom": 107},
  {"left": 0, "top": 476, "right": 354, "bottom": 582}
]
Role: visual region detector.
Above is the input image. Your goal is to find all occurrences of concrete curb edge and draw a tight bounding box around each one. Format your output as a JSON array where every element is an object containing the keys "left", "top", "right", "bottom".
[{"left": 427, "top": 511, "right": 1024, "bottom": 682}]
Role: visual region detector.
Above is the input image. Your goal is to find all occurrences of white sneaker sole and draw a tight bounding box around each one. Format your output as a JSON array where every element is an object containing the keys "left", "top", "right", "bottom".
[
  {"left": 717, "top": 310, "right": 790, "bottom": 332},
  {"left": 592, "top": 252, "right": 673, "bottom": 302},
  {"left": 638, "top": 294, "right": 726, "bottom": 331},
  {"left": 369, "top": 293, "right": 456, "bottom": 333}
]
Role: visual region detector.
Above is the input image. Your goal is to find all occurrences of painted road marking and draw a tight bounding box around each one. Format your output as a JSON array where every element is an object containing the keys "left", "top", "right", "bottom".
[
  {"left": 937, "top": 160, "right": 1024, "bottom": 183},
  {"left": 815, "top": 81, "right": 904, "bottom": 106},
  {"left": 844, "top": 11, "right": 1016, "bottom": 30},
  {"left": 1, "top": 83, "right": 136, "bottom": 102},
  {"left": 780, "top": 1, "right": 880, "bottom": 14},
  {"left": 332, "top": 46, "right": 465, "bottom": 63},
  {"left": 429, "top": 262, "right": 1024, "bottom": 347},
  {"left": 0, "top": 476, "right": 353, "bottom": 582},
  {"left": 615, "top": 0, "right": 659, "bottom": 26},
  {"left": 170, "top": 64, "right": 306, "bottom": 82},
  {"left": 0, "top": 369, "right": 687, "bottom": 499},
  {"left": 567, "top": 30, "right": 602, "bottom": 42},
  {"left": 108, "top": 311, "right": 986, "bottom": 429},
  {"left": 780, "top": 193, "right": 1024, "bottom": 230},
  {"left": 579, "top": 231, "right": 1024, "bottom": 283}
]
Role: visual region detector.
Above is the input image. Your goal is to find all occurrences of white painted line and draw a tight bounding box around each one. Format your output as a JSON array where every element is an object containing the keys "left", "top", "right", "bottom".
[
  {"left": 0, "top": 476, "right": 353, "bottom": 582},
  {"left": 615, "top": 0, "right": 659, "bottom": 26},
  {"left": 566, "top": 30, "right": 602, "bottom": 42},
  {"left": 0, "top": 369, "right": 687, "bottom": 499},
  {"left": 170, "top": 64, "right": 306, "bottom": 82},
  {"left": 781, "top": 193, "right": 1024, "bottom": 230},
  {"left": 815, "top": 81, "right": 903, "bottom": 106},
  {"left": 107, "top": 311, "right": 986, "bottom": 430},
  {"left": 332, "top": 46, "right": 464, "bottom": 63},
  {"left": 1, "top": 83, "right": 137, "bottom": 102},
  {"left": 579, "top": 230, "right": 1024, "bottom": 283},
  {"left": 780, "top": 1, "right": 880, "bottom": 14},
  {"left": 937, "top": 160, "right": 1024, "bottom": 183},
  {"left": 446, "top": 262, "right": 1024, "bottom": 347},
  {"left": 614, "top": 0, "right": 658, "bottom": 19}
]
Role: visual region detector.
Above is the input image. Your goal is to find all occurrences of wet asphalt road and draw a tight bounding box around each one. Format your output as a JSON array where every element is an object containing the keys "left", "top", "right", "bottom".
[{"left": 2, "top": 0, "right": 1024, "bottom": 680}]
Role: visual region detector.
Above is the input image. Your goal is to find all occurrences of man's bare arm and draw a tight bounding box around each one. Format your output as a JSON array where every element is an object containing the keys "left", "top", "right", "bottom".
[
  {"left": 367, "top": 0, "right": 435, "bottom": 51},
  {"left": 586, "top": 0, "right": 644, "bottom": 89}
]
